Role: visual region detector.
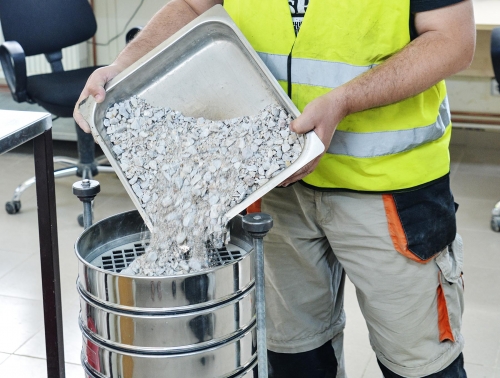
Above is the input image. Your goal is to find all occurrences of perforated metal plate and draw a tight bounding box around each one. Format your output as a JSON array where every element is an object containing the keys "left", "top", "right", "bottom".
[
  {"left": 207, "top": 245, "right": 243, "bottom": 267},
  {"left": 91, "top": 242, "right": 148, "bottom": 272},
  {"left": 90, "top": 241, "right": 247, "bottom": 273}
]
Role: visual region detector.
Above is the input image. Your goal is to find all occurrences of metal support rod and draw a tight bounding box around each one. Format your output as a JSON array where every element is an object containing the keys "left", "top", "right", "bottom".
[
  {"left": 254, "top": 235, "right": 267, "bottom": 378},
  {"left": 491, "top": 200, "right": 500, "bottom": 232},
  {"left": 83, "top": 201, "right": 93, "bottom": 229},
  {"left": 33, "top": 129, "right": 65, "bottom": 378},
  {"left": 242, "top": 213, "right": 273, "bottom": 378}
]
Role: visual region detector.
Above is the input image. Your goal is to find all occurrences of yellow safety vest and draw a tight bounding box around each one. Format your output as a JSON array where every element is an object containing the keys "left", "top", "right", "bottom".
[{"left": 225, "top": 0, "right": 451, "bottom": 192}]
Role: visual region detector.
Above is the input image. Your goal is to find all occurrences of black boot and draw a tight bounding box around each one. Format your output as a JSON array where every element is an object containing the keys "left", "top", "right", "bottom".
[{"left": 267, "top": 341, "right": 337, "bottom": 378}]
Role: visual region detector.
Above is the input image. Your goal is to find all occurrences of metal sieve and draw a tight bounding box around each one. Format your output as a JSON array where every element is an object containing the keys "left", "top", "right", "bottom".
[{"left": 76, "top": 210, "right": 258, "bottom": 377}]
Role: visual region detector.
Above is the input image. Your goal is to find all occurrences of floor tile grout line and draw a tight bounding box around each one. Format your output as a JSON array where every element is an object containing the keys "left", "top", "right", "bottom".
[
  {"left": 11, "top": 325, "right": 46, "bottom": 356},
  {"left": 0, "top": 291, "right": 80, "bottom": 304},
  {"left": 455, "top": 226, "right": 500, "bottom": 233},
  {"left": 12, "top": 351, "right": 80, "bottom": 365},
  {"left": 0, "top": 293, "right": 44, "bottom": 303},
  {"left": 460, "top": 265, "right": 500, "bottom": 272},
  {"left": 0, "top": 352, "right": 83, "bottom": 369},
  {"left": 361, "top": 354, "right": 376, "bottom": 378},
  {"left": 450, "top": 148, "right": 466, "bottom": 181},
  {"left": 456, "top": 226, "right": 500, "bottom": 233},
  {"left": 0, "top": 352, "right": 12, "bottom": 366},
  {"left": 494, "top": 344, "right": 500, "bottom": 369},
  {"left": 453, "top": 172, "right": 500, "bottom": 180},
  {"left": 0, "top": 253, "right": 37, "bottom": 281}
]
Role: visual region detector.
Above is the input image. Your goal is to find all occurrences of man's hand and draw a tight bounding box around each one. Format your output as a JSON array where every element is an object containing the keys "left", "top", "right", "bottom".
[
  {"left": 280, "top": 88, "right": 349, "bottom": 186},
  {"left": 73, "top": 64, "right": 124, "bottom": 133}
]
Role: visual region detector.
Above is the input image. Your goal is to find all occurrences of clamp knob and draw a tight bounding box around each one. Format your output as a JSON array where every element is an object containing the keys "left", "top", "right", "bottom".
[
  {"left": 73, "top": 179, "right": 100, "bottom": 229},
  {"left": 242, "top": 212, "right": 273, "bottom": 238},
  {"left": 73, "top": 179, "right": 100, "bottom": 200}
]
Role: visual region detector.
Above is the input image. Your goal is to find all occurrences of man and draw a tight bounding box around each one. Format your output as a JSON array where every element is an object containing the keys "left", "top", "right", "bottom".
[{"left": 74, "top": 1, "right": 475, "bottom": 377}]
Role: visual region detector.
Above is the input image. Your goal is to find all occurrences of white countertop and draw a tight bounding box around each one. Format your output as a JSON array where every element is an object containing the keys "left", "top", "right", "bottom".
[
  {"left": 474, "top": 0, "right": 500, "bottom": 30},
  {"left": 0, "top": 110, "right": 51, "bottom": 154}
]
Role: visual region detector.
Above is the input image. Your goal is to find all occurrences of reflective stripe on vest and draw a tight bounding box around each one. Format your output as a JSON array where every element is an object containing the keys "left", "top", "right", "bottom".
[
  {"left": 329, "top": 97, "right": 451, "bottom": 157},
  {"left": 258, "top": 52, "right": 374, "bottom": 88},
  {"left": 258, "top": 52, "right": 452, "bottom": 158}
]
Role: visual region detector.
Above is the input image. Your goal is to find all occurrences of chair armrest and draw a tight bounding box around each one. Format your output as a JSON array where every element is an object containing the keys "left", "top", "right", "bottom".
[
  {"left": 0, "top": 41, "right": 28, "bottom": 103},
  {"left": 126, "top": 27, "right": 143, "bottom": 44},
  {"left": 492, "top": 27, "right": 500, "bottom": 87}
]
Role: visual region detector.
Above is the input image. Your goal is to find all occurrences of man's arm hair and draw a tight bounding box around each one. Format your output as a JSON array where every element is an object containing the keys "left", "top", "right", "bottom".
[
  {"left": 113, "top": 0, "right": 223, "bottom": 70},
  {"left": 339, "top": 0, "right": 475, "bottom": 116}
]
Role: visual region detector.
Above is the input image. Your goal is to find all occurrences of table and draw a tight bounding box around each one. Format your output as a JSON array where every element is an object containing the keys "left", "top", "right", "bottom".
[{"left": 0, "top": 110, "right": 65, "bottom": 378}]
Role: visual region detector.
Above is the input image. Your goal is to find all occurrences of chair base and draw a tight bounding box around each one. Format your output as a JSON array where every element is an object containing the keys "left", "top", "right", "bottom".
[{"left": 5, "top": 156, "right": 115, "bottom": 226}]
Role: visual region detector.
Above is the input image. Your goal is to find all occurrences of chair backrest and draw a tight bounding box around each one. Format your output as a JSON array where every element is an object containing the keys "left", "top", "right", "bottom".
[{"left": 0, "top": 0, "right": 97, "bottom": 57}]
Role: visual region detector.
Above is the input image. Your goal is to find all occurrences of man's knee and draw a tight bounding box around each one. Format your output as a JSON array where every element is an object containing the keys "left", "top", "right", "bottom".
[
  {"left": 268, "top": 341, "right": 338, "bottom": 378},
  {"left": 377, "top": 353, "right": 467, "bottom": 378}
]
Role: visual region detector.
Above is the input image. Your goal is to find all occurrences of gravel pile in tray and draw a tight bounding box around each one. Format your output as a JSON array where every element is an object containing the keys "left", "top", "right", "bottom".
[{"left": 103, "top": 96, "right": 304, "bottom": 276}]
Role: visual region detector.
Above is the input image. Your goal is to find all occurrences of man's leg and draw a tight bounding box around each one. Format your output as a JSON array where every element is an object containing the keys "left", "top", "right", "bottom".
[
  {"left": 377, "top": 353, "right": 466, "bottom": 378},
  {"left": 268, "top": 341, "right": 338, "bottom": 378},
  {"left": 261, "top": 185, "right": 346, "bottom": 378},
  {"left": 317, "top": 188, "right": 465, "bottom": 377}
]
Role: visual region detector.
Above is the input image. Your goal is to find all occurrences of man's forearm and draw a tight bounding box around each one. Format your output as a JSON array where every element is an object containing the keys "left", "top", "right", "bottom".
[
  {"left": 113, "top": 0, "right": 221, "bottom": 70},
  {"left": 339, "top": 0, "right": 475, "bottom": 116}
]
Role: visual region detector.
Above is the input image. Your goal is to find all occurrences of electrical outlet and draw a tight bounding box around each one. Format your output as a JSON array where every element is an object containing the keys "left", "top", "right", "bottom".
[{"left": 492, "top": 79, "right": 500, "bottom": 96}]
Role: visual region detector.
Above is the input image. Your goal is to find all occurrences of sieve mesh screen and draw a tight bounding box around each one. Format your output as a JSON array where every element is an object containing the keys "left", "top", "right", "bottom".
[{"left": 91, "top": 241, "right": 245, "bottom": 273}]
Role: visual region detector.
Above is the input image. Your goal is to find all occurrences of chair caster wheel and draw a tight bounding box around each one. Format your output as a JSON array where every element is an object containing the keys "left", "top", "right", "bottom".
[
  {"left": 5, "top": 201, "right": 21, "bottom": 214},
  {"left": 491, "top": 217, "right": 500, "bottom": 232},
  {"left": 77, "top": 213, "right": 84, "bottom": 227}
]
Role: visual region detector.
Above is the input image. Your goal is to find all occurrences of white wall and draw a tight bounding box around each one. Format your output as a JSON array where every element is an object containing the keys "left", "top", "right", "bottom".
[{"left": 92, "top": 0, "right": 169, "bottom": 66}]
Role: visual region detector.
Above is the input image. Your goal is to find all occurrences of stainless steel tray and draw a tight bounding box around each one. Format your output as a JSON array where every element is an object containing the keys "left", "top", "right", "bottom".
[{"left": 80, "top": 5, "right": 324, "bottom": 230}]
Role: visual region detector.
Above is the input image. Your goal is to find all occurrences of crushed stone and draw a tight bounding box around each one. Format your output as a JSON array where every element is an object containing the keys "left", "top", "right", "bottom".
[{"left": 102, "top": 96, "right": 303, "bottom": 276}]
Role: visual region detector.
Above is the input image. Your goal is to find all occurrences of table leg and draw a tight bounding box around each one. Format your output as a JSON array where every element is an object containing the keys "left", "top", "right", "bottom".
[{"left": 34, "top": 128, "right": 66, "bottom": 378}]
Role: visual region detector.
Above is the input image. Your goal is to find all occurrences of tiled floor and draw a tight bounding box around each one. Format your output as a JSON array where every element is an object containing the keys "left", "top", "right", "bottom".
[
  {"left": 1, "top": 92, "right": 500, "bottom": 377},
  {"left": 0, "top": 137, "right": 134, "bottom": 377}
]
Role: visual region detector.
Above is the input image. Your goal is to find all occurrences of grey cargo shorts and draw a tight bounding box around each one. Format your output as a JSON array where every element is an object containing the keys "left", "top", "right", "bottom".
[{"left": 261, "top": 181, "right": 464, "bottom": 377}]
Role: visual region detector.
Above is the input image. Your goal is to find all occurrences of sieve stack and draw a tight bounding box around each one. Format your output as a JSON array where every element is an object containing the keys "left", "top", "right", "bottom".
[{"left": 76, "top": 210, "right": 258, "bottom": 378}]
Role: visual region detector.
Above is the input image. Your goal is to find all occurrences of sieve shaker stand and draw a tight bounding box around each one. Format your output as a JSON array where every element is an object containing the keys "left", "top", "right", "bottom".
[
  {"left": 73, "top": 179, "right": 100, "bottom": 229},
  {"left": 492, "top": 200, "right": 500, "bottom": 232},
  {"left": 242, "top": 212, "right": 273, "bottom": 378}
]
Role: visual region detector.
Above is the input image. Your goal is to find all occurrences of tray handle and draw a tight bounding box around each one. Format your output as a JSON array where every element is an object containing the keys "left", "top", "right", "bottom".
[{"left": 78, "top": 95, "right": 97, "bottom": 129}]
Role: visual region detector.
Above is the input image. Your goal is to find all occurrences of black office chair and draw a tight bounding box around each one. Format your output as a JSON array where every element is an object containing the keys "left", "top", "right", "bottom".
[
  {"left": 0, "top": 0, "right": 115, "bottom": 225},
  {"left": 491, "top": 27, "right": 500, "bottom": 232}
]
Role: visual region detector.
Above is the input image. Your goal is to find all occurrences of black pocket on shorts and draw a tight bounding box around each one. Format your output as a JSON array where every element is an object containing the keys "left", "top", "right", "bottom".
[{"left": 392, "top": 175, "right": 457, "bottom": 261}]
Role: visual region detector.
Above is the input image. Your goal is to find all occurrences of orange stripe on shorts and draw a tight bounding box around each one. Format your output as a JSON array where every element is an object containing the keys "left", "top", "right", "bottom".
[
  {"left": 437, "top": 271, "right": 455, "bottom": 342},
  {"left": 382, "top": 194, "right": 433, "bottom": 264}
]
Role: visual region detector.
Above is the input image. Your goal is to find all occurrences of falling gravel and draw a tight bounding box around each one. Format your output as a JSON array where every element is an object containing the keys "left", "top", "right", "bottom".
[{"left": 102, "top": 96, "right": 303, "bottom": 276}]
